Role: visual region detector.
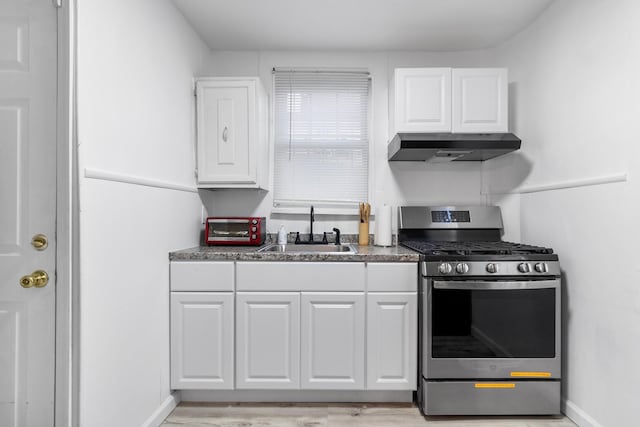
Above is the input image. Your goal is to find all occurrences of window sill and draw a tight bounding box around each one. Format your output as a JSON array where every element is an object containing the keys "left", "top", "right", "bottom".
[{"left": 271, "top": 206, "right": 367, "bottom": 216}]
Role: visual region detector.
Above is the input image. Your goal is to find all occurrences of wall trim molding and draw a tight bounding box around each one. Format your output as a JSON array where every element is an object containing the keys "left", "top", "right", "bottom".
[
  {"left": 563, "top": 398, "right": 603, "bottom": 427},
  {"left": 84, "top": 168, "right": 198, "bottom": 193},
  {"left": 487, "top": 172, "right": 628, "bottom": 195},
  {"left": 141, "top": 392, "right": 181, "bottom": 427},
  {"left": 180, "top": 390, "right": 413, "bottom": 403}
]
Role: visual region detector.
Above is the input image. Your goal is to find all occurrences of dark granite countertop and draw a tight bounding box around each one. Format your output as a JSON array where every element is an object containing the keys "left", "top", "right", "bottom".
[{"left": 169, "top": 244, "right": 420, "bottom": 263}]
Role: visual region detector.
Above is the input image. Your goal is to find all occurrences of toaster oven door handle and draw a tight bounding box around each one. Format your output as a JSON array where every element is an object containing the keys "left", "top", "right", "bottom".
[{"left": 433, "top": 280, "right": 559, "bottom": 290}]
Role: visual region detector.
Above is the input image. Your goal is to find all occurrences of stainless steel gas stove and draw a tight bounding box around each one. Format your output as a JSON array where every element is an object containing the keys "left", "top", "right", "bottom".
[{"left": 398, "top": 206, "right": 561, "bottom": 416}]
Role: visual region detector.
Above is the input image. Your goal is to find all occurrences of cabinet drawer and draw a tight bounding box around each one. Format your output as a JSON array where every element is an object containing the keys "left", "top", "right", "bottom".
[
  {"left": 367, "top": 263, "right": 417, "bottom": 292},
  {"left": 170, "top": 261, "right": 234, "bottom": 291},
  {"left": 422, "top": 380, "right": 560, "bottom": 415},
  {"left": 236, "top": 262, "right": 365, "bottom": 291}
]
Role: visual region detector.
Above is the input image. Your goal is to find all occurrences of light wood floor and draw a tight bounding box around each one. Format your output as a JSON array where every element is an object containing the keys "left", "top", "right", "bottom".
[{"left": 162, "top": 403, "right": 577, "bottom": 426}]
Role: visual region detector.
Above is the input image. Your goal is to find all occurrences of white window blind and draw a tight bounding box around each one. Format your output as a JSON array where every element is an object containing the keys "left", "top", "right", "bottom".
[{"left": 273, "top": 70, "right": 370, "bottom": 207}]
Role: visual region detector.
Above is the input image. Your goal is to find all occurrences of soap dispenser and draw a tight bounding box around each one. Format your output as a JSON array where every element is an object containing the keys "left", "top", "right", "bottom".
[{"left": 277, "top": 225, "right": 287, "bottom": 245}]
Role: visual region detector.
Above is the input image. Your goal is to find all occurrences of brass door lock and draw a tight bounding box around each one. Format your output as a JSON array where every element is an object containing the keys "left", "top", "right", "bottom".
[
  {"left": 20, "top": 270, "right": 49, "bottom": 288},
  {"left": 31, "top": 234, "right": 48, "bottom": 250}
]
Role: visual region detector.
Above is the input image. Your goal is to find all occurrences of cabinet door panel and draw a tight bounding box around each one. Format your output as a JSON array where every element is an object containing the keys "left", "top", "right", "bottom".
[
  {"left": 197, "top": 80, "right": 256, "bottom": 184},
  {"left": 301, "top": 293, "right": 365, "bottom": 389},
  {"left": 394, "top": 68, "right": 451, "bottom": 133},
  {"left": 452, "top": 68, "right": 508, "bottom": 133},
  {"left": 236, "top": 292, "right": 300, "bottom": 389},
  {"left": 171, "top": 292, "right": 234, "bottom": 389},
  {"left": 367, "top": 293, "right": 417, "bottom": 390}
]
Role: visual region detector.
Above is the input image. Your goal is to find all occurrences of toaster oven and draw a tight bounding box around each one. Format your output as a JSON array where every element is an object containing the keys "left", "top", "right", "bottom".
[{"left": 205, "top": 217, "right": 266, "bottom": 246}]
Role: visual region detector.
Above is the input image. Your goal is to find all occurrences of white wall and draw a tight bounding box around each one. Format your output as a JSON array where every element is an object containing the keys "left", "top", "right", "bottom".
[
  {"left": 199, "top": 50, "right": 504, "bottom": 237},
  {"left": 76, "top": 1, "right": 208, "bottom": 425},
  {"left": 486, "top": 1, "right": 640, "bottom": 425}
]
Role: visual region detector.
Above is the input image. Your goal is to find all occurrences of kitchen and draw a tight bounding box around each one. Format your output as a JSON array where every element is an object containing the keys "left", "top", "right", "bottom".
[{"left": 1, "top": 0, "right": 639, "bottom": 426}]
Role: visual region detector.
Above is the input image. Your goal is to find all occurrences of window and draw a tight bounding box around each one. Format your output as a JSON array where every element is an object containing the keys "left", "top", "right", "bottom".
[{"left": 273, "top": 69, "right": 370, "bottom": 207}]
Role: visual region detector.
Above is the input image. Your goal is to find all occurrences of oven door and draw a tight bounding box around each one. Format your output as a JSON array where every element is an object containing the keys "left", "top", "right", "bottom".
[
  {"left": 424, "top": 278, "right": 561, "bottom": 379},
  {"left": 207, "top": 219, "right": 251, "bottom": 242}
]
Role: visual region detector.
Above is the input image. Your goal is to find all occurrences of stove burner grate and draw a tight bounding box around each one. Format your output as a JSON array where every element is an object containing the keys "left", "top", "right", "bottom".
[{"left": 401, "top": 240, "right": 554, "bottom": 256}]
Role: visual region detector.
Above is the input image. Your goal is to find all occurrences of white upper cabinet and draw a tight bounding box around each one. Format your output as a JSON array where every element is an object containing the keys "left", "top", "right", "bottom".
[
  {"left": 391, "top": 67, "right": 508, "bottom": 135},
  {"left": 452, "top": 68, "right": 508, "bottom": 133},
  {"left": 195, "top": 77, "right": 268, "bottom": 189},
  {"left": 392, "top": 68, "right": 452, "bottom": 134}
]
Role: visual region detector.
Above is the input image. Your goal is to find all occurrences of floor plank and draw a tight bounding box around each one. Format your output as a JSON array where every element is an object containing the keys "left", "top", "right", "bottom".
[{"left": 161, "top": 403, "right": 577, "bottom": 426}]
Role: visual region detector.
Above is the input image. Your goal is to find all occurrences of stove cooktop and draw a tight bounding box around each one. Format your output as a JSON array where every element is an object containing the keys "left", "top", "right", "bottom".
[
  {"left": 401, "top": 240, "right": 554, "bottom": 256},
  {"left": 400, "top": 240, "right": 558, "bottom": 261}
]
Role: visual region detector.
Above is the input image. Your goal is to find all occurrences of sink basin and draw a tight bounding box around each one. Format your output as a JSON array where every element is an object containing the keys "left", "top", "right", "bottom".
[{"left": 258, "top": 244, "right": 357, "bottom": 254}]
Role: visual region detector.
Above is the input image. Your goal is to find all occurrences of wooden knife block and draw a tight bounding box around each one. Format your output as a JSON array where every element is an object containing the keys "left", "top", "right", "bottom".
[{"left": 358, "top": 223, "right": 369, "bottom": 246}]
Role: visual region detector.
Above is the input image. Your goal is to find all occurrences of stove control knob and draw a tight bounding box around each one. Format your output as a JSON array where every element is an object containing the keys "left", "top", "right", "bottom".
[
  {"left": 438, "top": 263, "right": 453, "bottom": 274},
  {"left": 456, "top": 263, "right": 470, "bottom": 274},
  {"left": 534, "top": 262, "right": 549, "bottom": 273},
  {"left": 518, "top": 263, "right": 532, "bottom": 273},
  {"left": 486, "top": 263, "right": 499, "bottom": 274}
]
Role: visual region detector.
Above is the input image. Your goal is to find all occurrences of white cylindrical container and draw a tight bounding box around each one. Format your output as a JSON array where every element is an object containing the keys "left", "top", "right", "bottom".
[{"left": 374, "top": 205, "right": 392, "bottom": 247}]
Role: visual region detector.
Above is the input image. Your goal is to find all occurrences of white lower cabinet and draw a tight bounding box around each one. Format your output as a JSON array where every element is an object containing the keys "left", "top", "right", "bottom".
[
  {"left": 169, "top": 261, "right": 418, "bottom": 393},
  {"left": 301, "top": 292, "right": 365, "bottom": 390},
  {"left": 236, "top": 292, "right": 300, "bottom": 389},
  {"left": 366, "top": 293, "right": 417, "bottom": 390},
  {"left": 170, "top": 292, "right": 234, "bottom": 389}
]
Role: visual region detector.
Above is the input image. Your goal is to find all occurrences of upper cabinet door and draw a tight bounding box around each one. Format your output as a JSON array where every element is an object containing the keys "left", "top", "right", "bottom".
[
  {"left": 393, "top": 68, "right": 452, "bottom": 134},
  {"left": 196, "top": 78, "right": 268, "bottom": 189},
  {"left": 452, "top": 68, "right": 508, "bottom": 133}
]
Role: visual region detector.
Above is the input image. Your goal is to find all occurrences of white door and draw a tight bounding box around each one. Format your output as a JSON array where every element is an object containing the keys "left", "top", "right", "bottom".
[
  {"left": 236, "top": 292, "right": 300, "bottom": 389},
  {"left": 452, "top": 68, "right": 508, "bottom": 133},
  {"left": 170, "top": 292, "right": 234, "bottom": 389},
  {"left": 366, "top": 293, "right": 417, "bottom": 390},
  {"left": 301, "top": 292, "right": 365, "bottom": 390},
  {"left": 0, "top": 0, "right": 57, "bottom": 425},
  {"left": 393, "top": 68, "right": 452, "bottom": 134}
]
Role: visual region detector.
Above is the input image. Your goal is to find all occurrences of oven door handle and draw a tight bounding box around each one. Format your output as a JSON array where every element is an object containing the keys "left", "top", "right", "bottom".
[{"left": 433, "top": 280, "right": 559, "bottom": 290}]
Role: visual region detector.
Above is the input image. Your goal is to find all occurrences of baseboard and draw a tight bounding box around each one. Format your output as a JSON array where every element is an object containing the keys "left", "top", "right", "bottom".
[
  {"left": 180, "top": 390, "right": 413, "bottom": 403},
  {"left": 140, "top": 392, "right": 181, "bottom": 427},
  {"left": 563, "top": 398, "right": 603, "bottom": 427}
]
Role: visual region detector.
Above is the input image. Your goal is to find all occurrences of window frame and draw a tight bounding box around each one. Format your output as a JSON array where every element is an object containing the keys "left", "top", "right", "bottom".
[{"left": 269, "top": 68, "right": 375, "bottom": 215}]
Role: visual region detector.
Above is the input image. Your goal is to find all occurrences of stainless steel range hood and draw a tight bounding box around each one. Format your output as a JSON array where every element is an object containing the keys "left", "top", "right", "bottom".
[{"left": 387, "top": 132, "right": 521, "bottom": 162}]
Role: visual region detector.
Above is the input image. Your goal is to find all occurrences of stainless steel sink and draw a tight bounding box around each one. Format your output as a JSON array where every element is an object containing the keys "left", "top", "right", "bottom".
[{"left": 258, "top": 244, "right": 357, "bottom": 254}]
